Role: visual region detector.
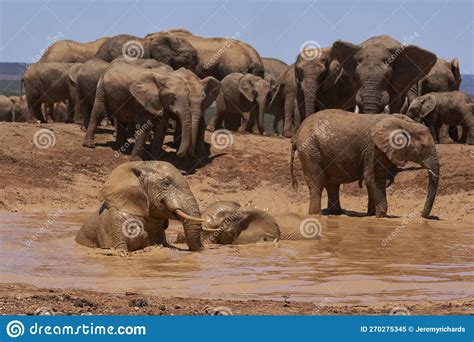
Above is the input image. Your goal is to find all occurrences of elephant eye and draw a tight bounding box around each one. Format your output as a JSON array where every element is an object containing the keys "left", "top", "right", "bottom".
[{"left": 161, "top": 178, "right": 172, "bottom": 189}]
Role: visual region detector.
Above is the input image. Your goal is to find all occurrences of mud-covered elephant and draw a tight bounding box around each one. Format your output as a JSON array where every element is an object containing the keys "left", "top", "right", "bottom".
[
  {"left": 262, "top": 57, "right": 288, "bottom": 81},
  {"left": 405, "top": 91, "right": 474, "bottom": 145},
  {"left": 295, "top": 47, "right": 355, "bottom": 122},
  {"left": 41, "top": 37, "right": 109, "bottom": 63},
  {"left": 145, "top": 29, "right": 264, "bottom": 80},
  {"left": 208, "top": 73, "right": 271, "bottom": 133},
  {"left": 330, "top": 35, "right": 437, "bottom": 113},
  {"left": 265, "top": 64, "right": 298, "bottom": 137},
  {"left": 291, "top": 109, "right": 439, "bottom": 218},
  {"left": 76, "top": 161, "right": 205, "bottom": 253},
  {"left": 22, "top": 62, "right": 81, "bottom": 123},
  {"left": 193, "top": 202, "right": 322, "bottom": 244}
]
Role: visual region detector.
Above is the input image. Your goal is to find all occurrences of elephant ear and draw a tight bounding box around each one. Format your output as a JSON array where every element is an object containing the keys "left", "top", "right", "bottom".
[
  {"left": 418, "top": 94, "right": 436, "bottom": 118},
  {"left": 101, "top": 162, "right": 149, "bottom": 217},
  {"left": 451, "top": 58, "right": 462, "bottom": 89},
  {"left": 149, "top": 34, "right": 198, "bottom": 71},
  {"left": 330, "top": 41, "right": 359, "bottom": 79},
  {"left": 239, "top": 75, "right": 254, "bottom": 102},
  {"left": 68, "top": 64, "right": 81, "bottom": 86},
  {"left": 129, "top": 76, "right": 163, "bottom": 116},
  {"left": 200, "top": 76, "right": 220, "bottom": 110},
  {"left": 371, "top": 117, "right": 411, "bottom": 167},
  {"left": 391, "top": 45, "right": 437, "bottom": 93}
]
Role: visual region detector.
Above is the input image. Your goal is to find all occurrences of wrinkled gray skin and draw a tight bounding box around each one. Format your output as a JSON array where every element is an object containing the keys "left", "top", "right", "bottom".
[
  {"left": 295, "top": 47, "right": 355, "bottom": 122},
  {"left": 41, "top": 37, "right": 108, "bottom": 63},
  {"left": 262, "top": 57, "right": 289, "bottom": 81},
  {"left": 291, "top": 110, "right": 439, "bottom": 218},
  {"left": 83, "top": 60, "right": 218, "bottom": 160},
  {"left": 95, "top": 33, "right": 198, "bottom": 71},
  {"left": 70, "top": 58, "right": 110, "bottom": 128},
  {"left": 22, "top": 62, "right": 81, "bottom": 123},
  {"left": 208, "top": 73, "right": 271, "bottom": 134},
  {"left": 76, "top": 161, "right": 204, "bottom": 254},
  {"left": 406, "top": 91, "right": 474, "bottom": 145},
  {"left": 145, "top": 29, "right": 264, "bottom": 80},
  {"left": 266, "top": 64, "right": 298, "bottom": 137},
  {"left": 330, "top": 35, "right": 437, "bottom": 113}
]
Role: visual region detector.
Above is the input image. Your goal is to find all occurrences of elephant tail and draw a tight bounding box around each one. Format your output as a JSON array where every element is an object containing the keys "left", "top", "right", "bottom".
[{"left": 290, "top": 142, "right": 298, "bottom": 190}]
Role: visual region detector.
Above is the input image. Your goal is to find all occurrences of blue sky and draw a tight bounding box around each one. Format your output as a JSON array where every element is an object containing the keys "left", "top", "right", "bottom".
[{"left": 1, "top": 0, "right": 473, "bottom": 73}]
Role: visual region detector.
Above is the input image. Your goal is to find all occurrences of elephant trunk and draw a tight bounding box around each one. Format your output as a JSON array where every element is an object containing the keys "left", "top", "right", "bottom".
[
  {"left": 304, "top": 90, "right": 316, "bottom": 118},
  {"left": 189, "top": 100, "right": 202, "bottom": 157},
  {"left": 420, "top": 147, "right": 440, "bottom": 218},
  {"left": 257, "top": 96, "right": 267, "bottom": 133},
  {"left": 176, "top": 104, "right": 192, "bottom": 159},
  {"left": 358, "top": 78, "right": 384, "bottom": 114},
  {"left": 176, "top": 196, "right": 203, "bottom": 251}
]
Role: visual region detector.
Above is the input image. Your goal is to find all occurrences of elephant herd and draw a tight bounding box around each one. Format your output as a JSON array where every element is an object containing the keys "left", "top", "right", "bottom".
[{"left": 1, "top": 28, "right": 472, "bottom": 253}]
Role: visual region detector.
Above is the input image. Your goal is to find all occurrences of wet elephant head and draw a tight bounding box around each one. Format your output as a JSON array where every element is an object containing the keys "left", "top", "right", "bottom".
[
  {"left": 202, "top": 201, "right": 280, "bottom": 245},
  {"left": 331, "top": 35, "right": 437, "bottom": 113},
  {"left": 147, "top": 33, "right": 198, "bottom": 71},
  {"left": 102, "top": 161, "right": 204, "bottom": 251},
  {"left": 371, "top": 115, "right": 439, "bottom": 218}
]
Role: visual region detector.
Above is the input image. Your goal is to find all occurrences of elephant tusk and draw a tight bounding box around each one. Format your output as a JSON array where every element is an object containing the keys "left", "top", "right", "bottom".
[
  {"left": 427, "top": 169, "right": 438, "bottom": 179},
  {"left": 174, "top": 209, "right": 205, "bottom": 223},
  {"left": 202, "top": 226, "right": 222, "bottom": 232}
]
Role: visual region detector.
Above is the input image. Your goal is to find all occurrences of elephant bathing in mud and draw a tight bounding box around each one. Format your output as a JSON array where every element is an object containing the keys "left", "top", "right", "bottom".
[
  {"left": 75, "top": 161, "right": 205, "bottom": 254},
  {"left": 183, "top": 201, "right": 322, "bottom": 245},
  {"left": 291, "top": 109, "right": 439, "bottom": 218}
]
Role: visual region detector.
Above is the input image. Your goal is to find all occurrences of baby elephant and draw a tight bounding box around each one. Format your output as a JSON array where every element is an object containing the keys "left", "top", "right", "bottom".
[
  {"left": 207, "top": 73, "right": 272, "bottom": 134},
  {"left": 189, "top": 201, "right": 321, "bottom": 245},
  {"left": 75, "top": 161, "right": 205, "bottom": 254},
  {"left": 406, "top": 91, "right": 474, "bottom": 145}
]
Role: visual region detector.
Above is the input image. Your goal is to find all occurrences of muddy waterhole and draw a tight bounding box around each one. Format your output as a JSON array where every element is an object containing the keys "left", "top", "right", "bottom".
[{"left": 1, "top": 211, "right": 472, "bottom": 304}]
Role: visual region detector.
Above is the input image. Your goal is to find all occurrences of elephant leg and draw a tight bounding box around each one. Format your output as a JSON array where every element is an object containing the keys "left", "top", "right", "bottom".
[
  {"left": 426, "top": 121, "right": 439, "bottom": 143},
  {"left": 29, "top": 101, "right": 45, "bottom": 123},
  {"left": 173, "top": 119, "right": 182, "bottom": 149},
  {"left": 83, "top": 84, "right": 107, "bottom": 148},
  {"left": 325, "top": 183, "right": 343, "bottom": 215},
  {"left": 300, "top": 155, "right": 324, "bottom": 214},
  {"left": 439, "top": 124, "right": 453, "bottom": 144},
  {"left": 366, "top": 176, "right": 387, "bottom": 218},
  {"left": 207, "top": 110, "right": 222, "bottom": 132},
  {"left": 240, "top": 111, "right": 250, "bottom": 132},
  {"left": 196, "top": 116, "right": 209, "bottom": 157},
  {"left": 367, "top": 193, "right": 376, "bottom": 216},
  {"left": 283, "top": 95, "right": 296, "bottom": 138},
  {"left": 248, "top": 107, "right": 262, "bottom": 134},
  {"left": 449, "top": 126, "right": 459, "bottom": 142},
  {"left": 151, "top": 116, "right": 168, "bottom": 160},
  {"left": 115, "top": 121, "right": 128, "bottom": 149},
  {"left": 65, "top": 99, "right": 75, "bottom": 123},
  {"left": 130, "top": 111, "right": 152, "bottom": 161}
]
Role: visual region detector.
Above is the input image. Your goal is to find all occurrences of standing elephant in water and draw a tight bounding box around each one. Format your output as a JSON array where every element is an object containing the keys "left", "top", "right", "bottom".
[
  {"left": 330, "top": 35, "right": 437, "bottom": 113},
  {"left": 76, "top": 161, "right": 205, "bottom": 254},
  {"left": 291, "top": 110, "right": 439, "bottom": 218},
  {"left": 405, "top": 91, "right": 474, "bottom": 145},
  {"left": 22, "top": 62, "right": 81, "bottom": 123},
  {"left": 208, "top": 73, "right": 272, "bottom": 134}
]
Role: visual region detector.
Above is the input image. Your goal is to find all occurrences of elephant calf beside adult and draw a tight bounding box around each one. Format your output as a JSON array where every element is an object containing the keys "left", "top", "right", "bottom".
[
  {"left": 76, "top": 161, "right": 205, "bottom": 254},
  {"left": 291, "top": 109, "right": 439, "bottom": 218}
]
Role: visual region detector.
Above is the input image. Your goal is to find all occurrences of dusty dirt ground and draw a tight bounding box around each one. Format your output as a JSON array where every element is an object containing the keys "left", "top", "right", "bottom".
[
  {"left": 0, "top": 122, "right": 473, "bottom": 315},
  {"left": 1, "top": 284, "right": 472, "bottom": 315}
]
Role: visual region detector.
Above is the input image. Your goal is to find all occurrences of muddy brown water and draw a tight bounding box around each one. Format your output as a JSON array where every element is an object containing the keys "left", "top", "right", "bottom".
[{"left": 0, "top": 211, "right": 472, "bottom": 304}]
